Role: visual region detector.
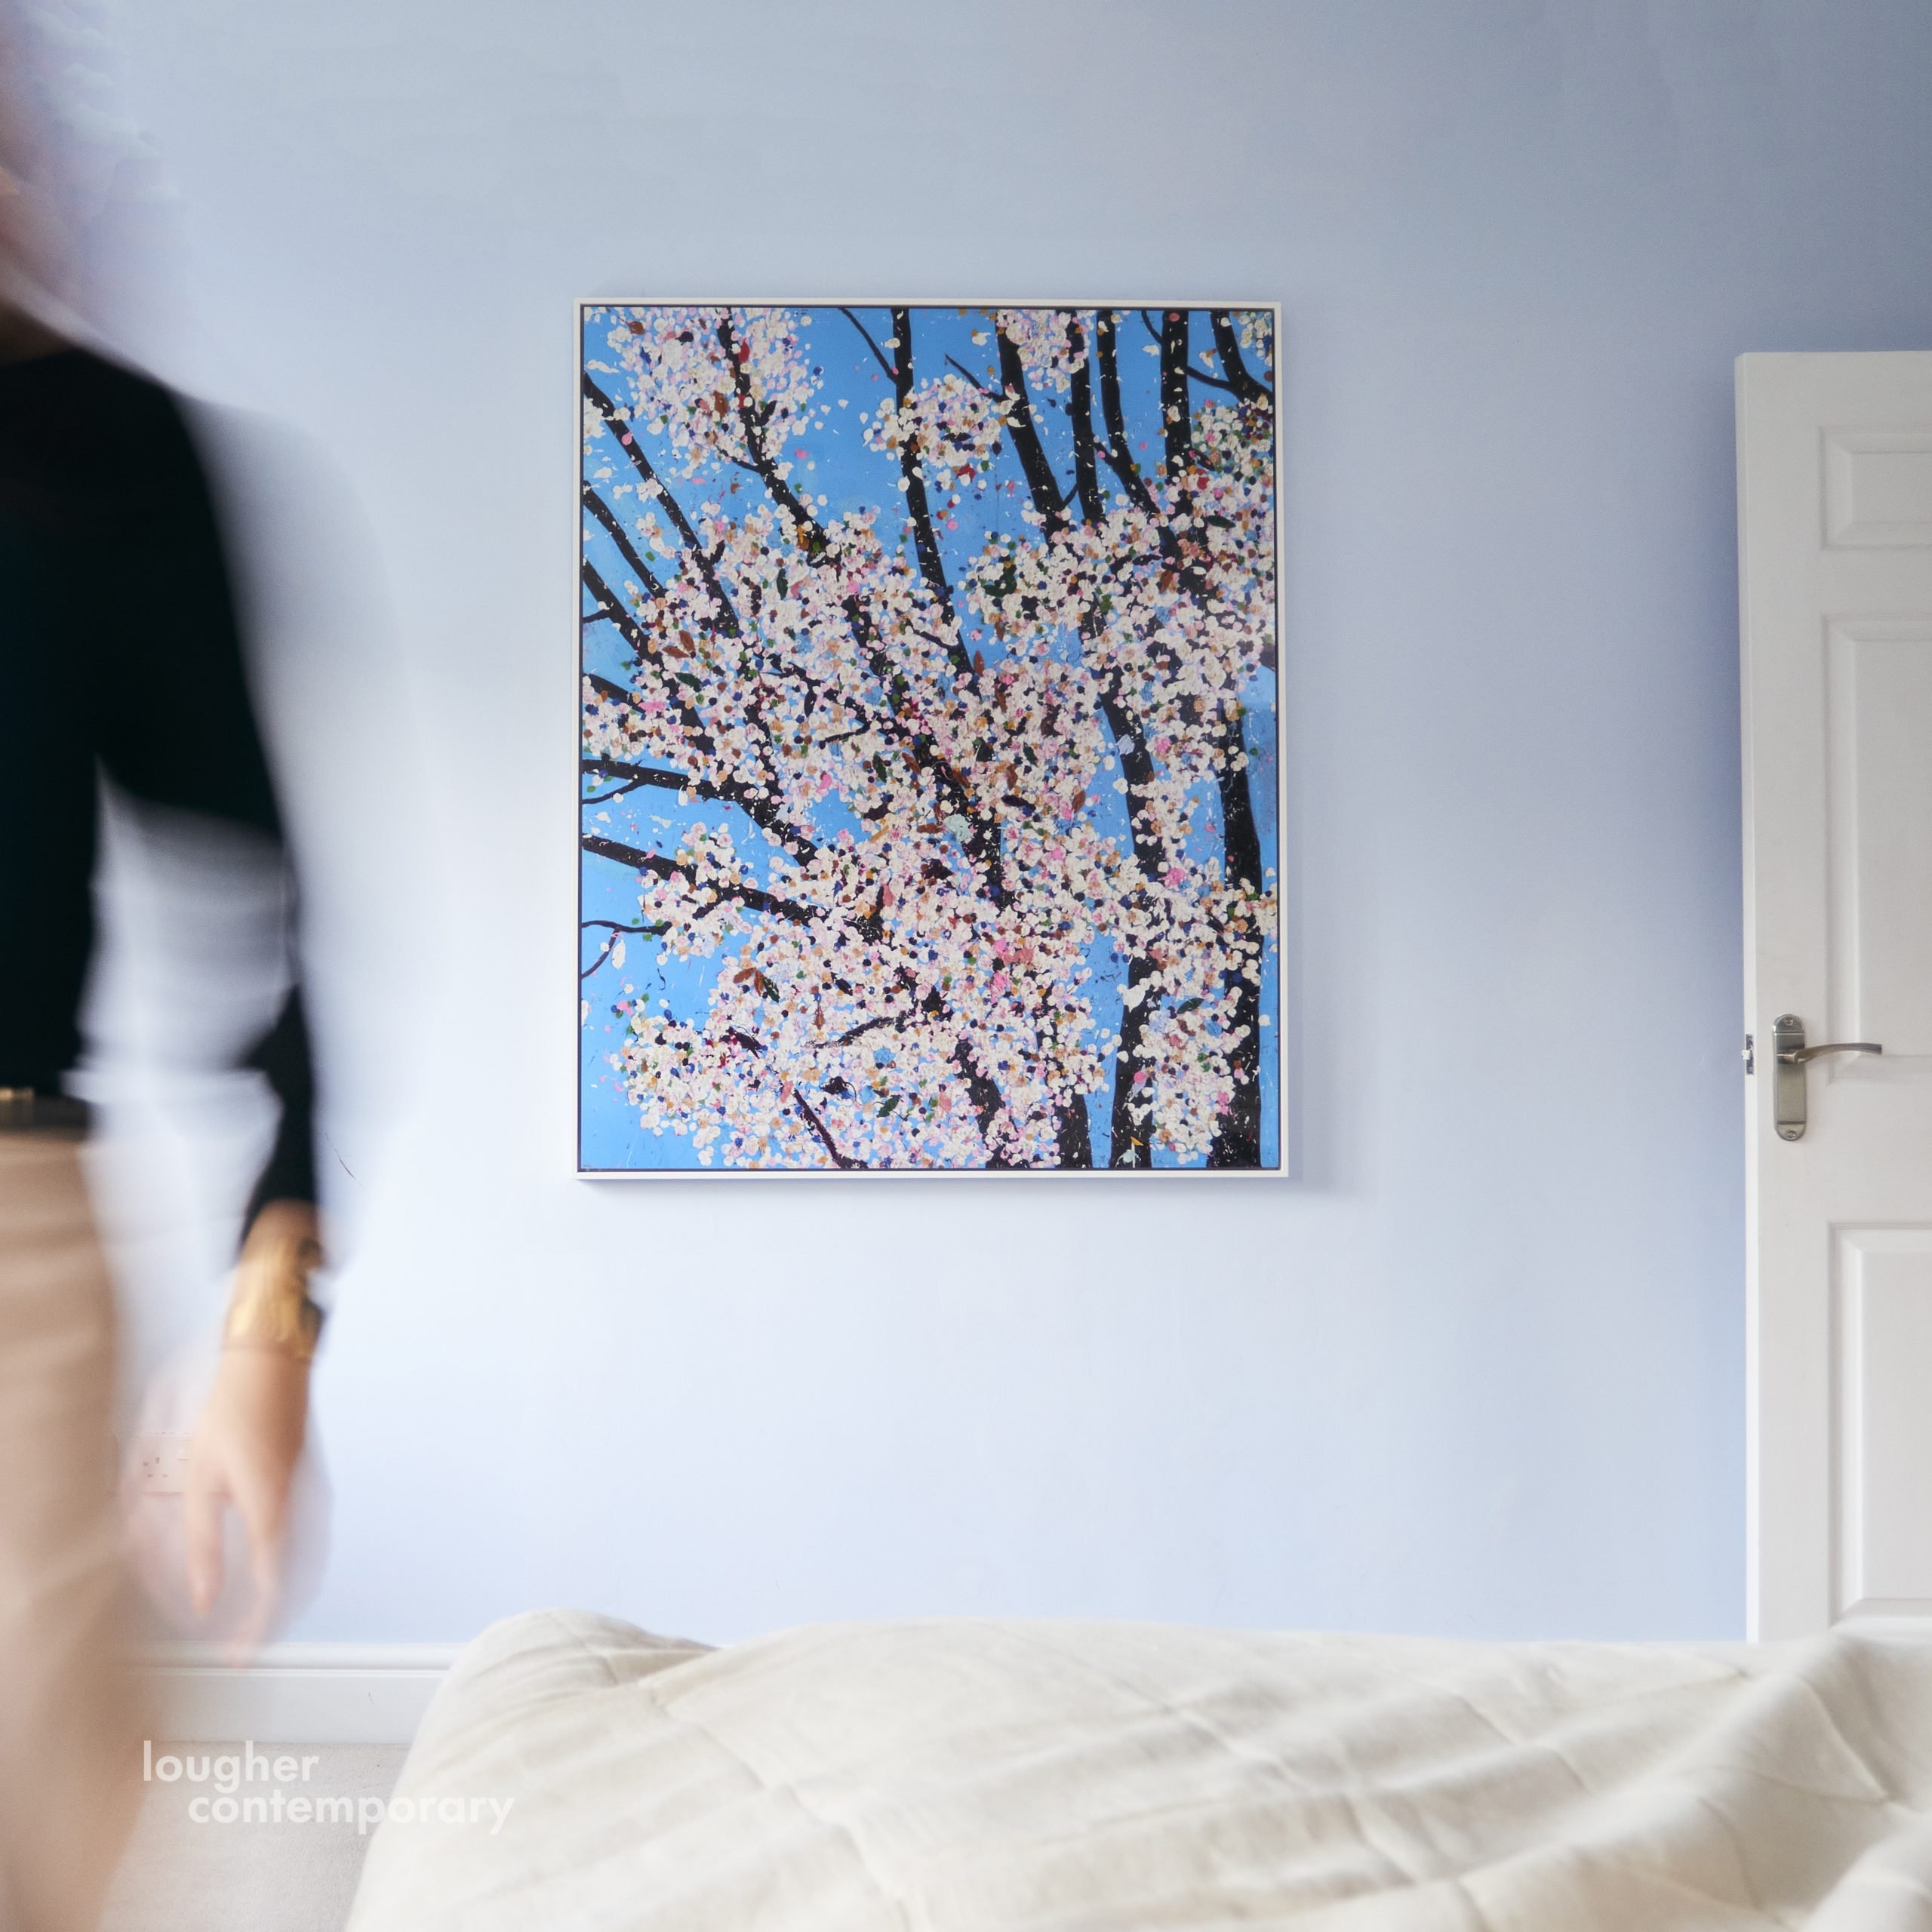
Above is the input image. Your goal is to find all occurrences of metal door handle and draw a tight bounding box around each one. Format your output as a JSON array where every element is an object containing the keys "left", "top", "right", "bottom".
[{"left": 1772, "top": 1014, "right": 1882, "bottom": 1140}]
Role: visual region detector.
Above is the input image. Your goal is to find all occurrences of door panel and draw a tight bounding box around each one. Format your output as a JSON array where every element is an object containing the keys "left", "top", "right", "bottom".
[
  {"left": 1828, "top": 623, "right": 1932, "bottom": 1060},
  {"left": 1837, "top": 1228, "right": 1932, "bottom": 1616},
  {"left": 1740, "top": 352, "right": 1932, "bottom": 1637},
  {"left": 1825, "top": 432, "right": 1932, "bottom": 548}
]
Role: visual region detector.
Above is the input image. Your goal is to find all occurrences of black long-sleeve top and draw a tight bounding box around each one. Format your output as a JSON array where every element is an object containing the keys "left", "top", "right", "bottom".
[{"left": 0, "top": 345, "right": 316, "bottom": 1215}]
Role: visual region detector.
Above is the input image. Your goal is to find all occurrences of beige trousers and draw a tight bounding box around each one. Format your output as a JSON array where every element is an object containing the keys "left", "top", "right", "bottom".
[{"left": 0, "top": 1135, "right": 144, "bottom": 1932}]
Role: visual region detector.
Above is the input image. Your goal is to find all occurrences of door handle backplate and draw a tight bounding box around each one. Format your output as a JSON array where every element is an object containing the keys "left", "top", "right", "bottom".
[{"left": 1772, "top": 1013, "right": 1882, "bottom": 1140}]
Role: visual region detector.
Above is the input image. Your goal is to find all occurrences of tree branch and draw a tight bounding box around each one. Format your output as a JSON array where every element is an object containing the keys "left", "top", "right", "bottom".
[
  {"left": 1075, "top": 315, "right": 1261, "bottom": 1164},
  {"left": 1166, "top": 306, "right": 1268, "bottom": 1163},
  {"left": 582, "top": 562, "right": 736, "bottom": 784},
  {"left": 689, "top": 323, "right": 1006, "bottom": 909},
  {"left": 1032, "top": 371, "right": 1168, "bottom": 1171},
  {"left": 580, "top": 918, "right": 665, "bottom": 980},
  {"left": 1106, "top": 955, "right": 1161, "bottom": 1171},
  {"left": 720, "top": 1021, "right": 869, "bottom": 1168},
  {"left": 582, "top": 586, "right": 818, "bottom": 860},
  {"left": 1206, "top": 718, "right": 1265, "bottom": 1168},
  {"left": 641, "top": 316, "right": 1006, "bottom": 908},
  {"left": 582, "top": 485, "right": 663, "bottom": 598},
  {"left": 1094, "top": 312, "right": 1156, "bottom": 515},
  {"left": 1094, "top": 314, "right": 1221, "bottom": 619},
  {"left": 944, "top": 354, "right": 992, "bottom": 395},
  {"left": 583, "top": 669, "right": 635, "bottom": 707},
  {"left": 582, "top": 756, "right": 709, "bottom": 802},
  {"left": 1099, "top": 691, "right": 1172, "bottom": 1172},
  {"left": 583, "top": 371, "right": 745, "bottom": 637},
  {"left": 1209, "top": 309, "right": 1272, "bottom": 411},
  {"left": 1055, "top": 1097, "right": 1094, "bottom": 1168},
  {"left": 950, "top": 1038, "right": 1015, "bottom": 1169},
  {"left": 838, "top": 306, "right": 898, "bottom": 383},
  {"left": 1160, "top": 309, "right": 1192, "bottom": 478},
  {"left": 609, "top": 323, "right": 1024, "bottom": 975},
  {"left": 994, "top": 324, "right": 1069, "bottom": 536},
  {"left": 1066, "top": 315, "right": 1103, "bottom": 525},
  {"left": 715, "top": 311, "right": 829, "bottom": 552},
  {"left": 835, "top": 1012, "right": 900, "bottom": 1047},
  {"left": 581, "top": 834, "right": 819, "bottom": 926},
  {"left": 793, "top": 1089, "right": 866, "bottom": 1169},
  {"left": 581, "top": 559, "right": 654, "bottom": 658},
  {"left": 1140, "top": 303, "right": 1239, "bottom": 403},
  {"left": 890, "top": 306, "right": 964, "bottom": 649}
]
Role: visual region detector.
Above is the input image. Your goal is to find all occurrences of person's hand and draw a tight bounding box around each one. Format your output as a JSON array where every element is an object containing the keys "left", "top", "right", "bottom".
[
  {"left": 183, "top": 1200, "right": 325, "bottom": 1654},
  {"left": 185, "top": 1343, "right": 311, "bottom": 1654}
]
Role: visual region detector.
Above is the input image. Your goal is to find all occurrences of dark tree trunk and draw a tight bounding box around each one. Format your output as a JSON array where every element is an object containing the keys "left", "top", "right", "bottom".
[
  {"left": 1208, "top": 310, "right": 1272, "bottom": 411},
  {"left": 1205, "top": 717, "right": 1263, "bottom": 1168},
  {"left": 1160, "top": 309, "right": 1192, "bottom": 477}
]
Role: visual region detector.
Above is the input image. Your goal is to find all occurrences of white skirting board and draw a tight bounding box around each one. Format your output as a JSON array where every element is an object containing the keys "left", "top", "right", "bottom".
[{"left": 136, "top": 1644, "right": 461, "bottom": 1743}]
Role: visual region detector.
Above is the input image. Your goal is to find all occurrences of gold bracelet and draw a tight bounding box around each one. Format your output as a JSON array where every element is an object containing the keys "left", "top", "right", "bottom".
[{"left": 223, "top": 1204, "right": 326, "bottom": 1364}]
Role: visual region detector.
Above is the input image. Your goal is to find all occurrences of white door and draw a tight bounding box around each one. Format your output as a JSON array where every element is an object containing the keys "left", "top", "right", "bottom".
[{"left": 1741, "top": 352, "right": 1932, "bottom": 1638}]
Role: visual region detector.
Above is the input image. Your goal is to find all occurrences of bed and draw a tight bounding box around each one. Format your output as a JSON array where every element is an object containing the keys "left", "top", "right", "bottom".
[{"left": 346, "top": 1607, "right": 1932, "bottom": 1930}]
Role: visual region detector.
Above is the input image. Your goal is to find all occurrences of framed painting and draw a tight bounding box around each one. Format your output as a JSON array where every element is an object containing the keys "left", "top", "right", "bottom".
[{"left": 579, "top": 301, "right": 1281, "bottom": 1174}]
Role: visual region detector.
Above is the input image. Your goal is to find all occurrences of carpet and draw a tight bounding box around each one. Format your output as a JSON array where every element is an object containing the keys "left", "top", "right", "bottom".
[{"left": 103, "top": 1743, "right": 404, "bottom": 1932}]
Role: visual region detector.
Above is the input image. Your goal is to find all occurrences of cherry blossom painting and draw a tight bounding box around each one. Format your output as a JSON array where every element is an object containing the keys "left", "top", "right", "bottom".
[{"left": 579, "top": 303, "right": 1280, "bottom": 1174}]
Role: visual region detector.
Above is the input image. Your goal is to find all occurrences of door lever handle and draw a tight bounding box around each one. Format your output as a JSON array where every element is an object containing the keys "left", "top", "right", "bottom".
[{"left": 1771, "top": 1014, "right": 1881, "bottom": 1140}]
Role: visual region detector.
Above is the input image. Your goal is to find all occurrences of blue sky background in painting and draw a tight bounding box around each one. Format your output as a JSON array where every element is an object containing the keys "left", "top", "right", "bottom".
[{"left": 580, "top": 304, "right": 1278, "bottom": 1171}]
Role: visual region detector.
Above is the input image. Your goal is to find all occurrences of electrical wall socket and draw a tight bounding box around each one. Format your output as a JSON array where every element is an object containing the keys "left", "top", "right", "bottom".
[{"left": 134, "top": 1434, "right": 191, "bottom": 1496}]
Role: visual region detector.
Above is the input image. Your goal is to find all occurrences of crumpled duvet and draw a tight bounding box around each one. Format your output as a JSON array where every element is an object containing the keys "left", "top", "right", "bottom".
[{"left": 346, "top": 1608, "right": 1932, "bottom": 1930}]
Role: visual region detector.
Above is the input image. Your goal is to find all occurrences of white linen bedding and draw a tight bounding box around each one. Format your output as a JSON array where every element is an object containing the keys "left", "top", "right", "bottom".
[{"left": 346, "top": 1608, "right": 1932, "bottom": 1930}]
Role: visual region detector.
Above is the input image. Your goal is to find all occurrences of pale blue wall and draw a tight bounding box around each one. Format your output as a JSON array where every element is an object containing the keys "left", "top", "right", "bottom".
[{"left": 99, "top": 1, "right": 1932, "bottom": 1641}]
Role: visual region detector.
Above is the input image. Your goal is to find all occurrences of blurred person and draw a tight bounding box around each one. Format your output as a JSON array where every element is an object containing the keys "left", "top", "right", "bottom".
[{"left": 0, "top": 34, "right": 327, "bottom": 1932}]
